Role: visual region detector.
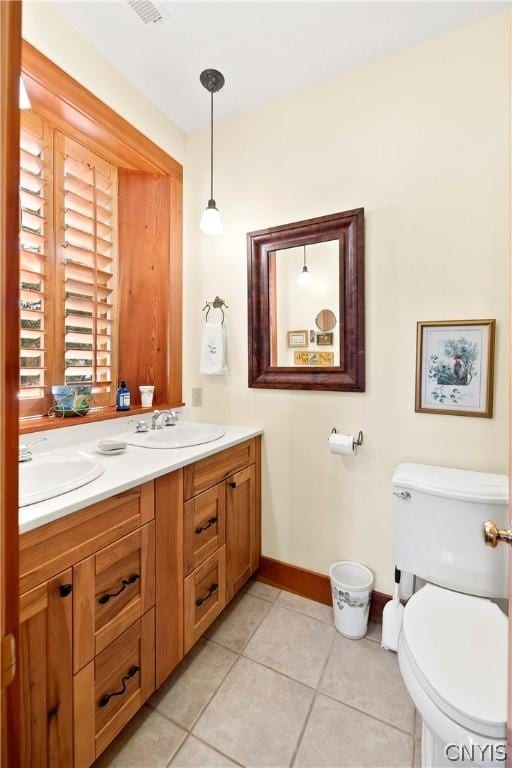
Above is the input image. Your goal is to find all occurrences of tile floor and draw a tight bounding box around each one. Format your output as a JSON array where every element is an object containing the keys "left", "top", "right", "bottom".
[{"left": 96, "top": 581, "right": 421, "bottom": 768}]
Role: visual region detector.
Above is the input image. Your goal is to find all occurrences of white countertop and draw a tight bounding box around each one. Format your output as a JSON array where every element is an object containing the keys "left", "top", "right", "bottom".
[{"left": 20, "top": 413, "right": 263, "bottom": 534}]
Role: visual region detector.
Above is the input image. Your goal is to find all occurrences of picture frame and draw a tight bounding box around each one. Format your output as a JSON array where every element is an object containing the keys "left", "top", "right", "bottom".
[
  {"left": 415, "top": 320, "right": 495, "bottom": 418},
  {"left": 294, "top": 351, "right": 334, "bottom": 366},
  {"left": 316, "top": 332, "right": 334, "bottom": 346},
  {"left": 287, "top": 330, "right": 308, "bottom": 348}
]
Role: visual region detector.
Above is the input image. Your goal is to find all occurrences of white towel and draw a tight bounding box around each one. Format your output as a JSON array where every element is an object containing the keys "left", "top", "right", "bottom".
[{"left": 200, "top": 322, "right": 227, "bottom": 375}]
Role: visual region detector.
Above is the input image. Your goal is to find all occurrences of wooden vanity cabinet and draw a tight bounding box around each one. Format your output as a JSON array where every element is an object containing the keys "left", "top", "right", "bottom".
[
  {"left": 18, "top": 482, "right": 155, "bottom": 767},
  {"left": 18, "top": 437, "right": 261, "bottom": 766}
]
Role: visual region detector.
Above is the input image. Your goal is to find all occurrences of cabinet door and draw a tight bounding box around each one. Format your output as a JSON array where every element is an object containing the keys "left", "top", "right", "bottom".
[
  {"left": 19, "top": 569, "right": 73, "bottom": 767},
  {"left": 73, "top": 523, "right": 155, "bottom": 672},
  {"left": 184, "top": 483, "right": 225, "bottom": 576},
  {"left": 226, "top": 465, "right": 257, "bottom": 601}
]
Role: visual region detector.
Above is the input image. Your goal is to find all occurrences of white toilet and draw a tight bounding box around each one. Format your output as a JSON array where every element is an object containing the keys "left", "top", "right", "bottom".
[{"left": 393, "top": 463, "right": 509, "bottom": 768}]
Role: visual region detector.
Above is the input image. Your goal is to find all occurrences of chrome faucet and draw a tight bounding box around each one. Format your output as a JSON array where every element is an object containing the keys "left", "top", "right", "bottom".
[
  {"left": 19, "top": 437, "right": 47, "bottom": 463},
  {"left": 151, "top": 409, "right": 179, "bottom": 430}
]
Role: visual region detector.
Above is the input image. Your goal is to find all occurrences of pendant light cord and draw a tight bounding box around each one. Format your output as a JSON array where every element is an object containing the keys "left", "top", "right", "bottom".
[
  {"left": 303, "top": 245, "right": 307, "bottom": 269},
  {"left": 210, "top": 89, "right": 214, "bottom": 201}
]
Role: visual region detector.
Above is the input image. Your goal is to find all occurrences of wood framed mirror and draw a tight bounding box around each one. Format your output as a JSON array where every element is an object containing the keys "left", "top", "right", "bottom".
[{"left": 247, "top": 208, "right": 365, "bottom": 391}]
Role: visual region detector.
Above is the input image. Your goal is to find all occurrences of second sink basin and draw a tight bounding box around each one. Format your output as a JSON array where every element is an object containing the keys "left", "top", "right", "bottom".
[
  {"left": 20, "top": 451, "right": 105, "bottom": 507},
  {"left": 123, "top": 422, "right": 225, "bottom": 449}
]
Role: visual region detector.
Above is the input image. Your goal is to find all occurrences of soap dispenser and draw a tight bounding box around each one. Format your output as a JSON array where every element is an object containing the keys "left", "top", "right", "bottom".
[{"left": 116, "top": 379, "right": 131, "bottom": 411}]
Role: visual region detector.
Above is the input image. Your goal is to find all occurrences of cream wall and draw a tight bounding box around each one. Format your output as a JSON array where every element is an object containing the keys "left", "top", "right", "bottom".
[
  {"left": 184, "top": 12, "right": 510, "bottom": 593},
  {"left": 22, "top": 2, "right": 186, "bottom": 164}
]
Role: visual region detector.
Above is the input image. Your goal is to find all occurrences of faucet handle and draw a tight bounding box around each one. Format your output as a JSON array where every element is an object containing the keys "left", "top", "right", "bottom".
[
  {"left": 128, "top": 420, "right": 149, "bottom": 433},
  {"left": 19, "top": 437, "right": 47, "bottom": 462},
  {"left": 163, "top": 410, "right": 179, "bottom": 426}
]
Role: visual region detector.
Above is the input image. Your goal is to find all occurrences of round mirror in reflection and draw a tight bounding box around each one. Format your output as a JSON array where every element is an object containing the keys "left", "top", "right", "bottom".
[{"left": 315, "top": 309, "right": 337, "bottom": 332}]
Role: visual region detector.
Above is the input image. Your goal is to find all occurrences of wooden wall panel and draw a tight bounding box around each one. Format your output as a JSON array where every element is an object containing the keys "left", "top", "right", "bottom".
[
  {"left": 118, "top": 171, "right": 182, "bottom": 407},
  {"left": 0, "top": 2, "right": 21, "bottom": 764}
]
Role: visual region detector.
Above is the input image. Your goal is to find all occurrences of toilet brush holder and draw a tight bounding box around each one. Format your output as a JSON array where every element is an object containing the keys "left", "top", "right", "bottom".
[{"left": 381, "top": 567, "right": 404, "bottom": 652}]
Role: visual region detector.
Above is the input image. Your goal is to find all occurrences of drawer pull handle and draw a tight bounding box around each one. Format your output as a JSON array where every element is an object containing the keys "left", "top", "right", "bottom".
[
  {"left": 98, "top": 573, "right": 140, "bottom": 605},
  {"left": 196, "top": 582, "right": 218, "bottom": 607},
  {"left": 98, "top": 665, "right": 139, "bottom": 708},
  {"left": 58, "top": 583, "right": 72, "bottom": 598},
  {"left": 229, "top": 481, "right": 237, "bottom": 488},
  {"left": 195, "top": 516, "right": 218, "bottom": 535}
]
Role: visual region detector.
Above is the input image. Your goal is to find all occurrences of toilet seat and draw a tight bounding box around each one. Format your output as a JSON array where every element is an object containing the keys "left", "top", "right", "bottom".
[{"left": 400, "top": 584, "right": 507, "bottom": 740}]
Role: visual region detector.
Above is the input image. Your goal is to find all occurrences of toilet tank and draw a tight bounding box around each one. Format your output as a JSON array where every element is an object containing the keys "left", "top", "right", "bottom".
[{"left": 393, "top": 463, "right": 509, "bottom": 598}]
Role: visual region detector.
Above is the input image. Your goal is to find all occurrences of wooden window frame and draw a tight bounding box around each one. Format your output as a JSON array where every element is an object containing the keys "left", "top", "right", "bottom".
[{"left": 19, "top": 42, "right": 183, "bottom": 433}]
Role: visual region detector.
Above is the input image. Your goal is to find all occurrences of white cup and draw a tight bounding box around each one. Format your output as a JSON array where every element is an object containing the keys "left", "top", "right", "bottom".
[{"left": 139, "top": 385, "right": 155, "bottom": 408}]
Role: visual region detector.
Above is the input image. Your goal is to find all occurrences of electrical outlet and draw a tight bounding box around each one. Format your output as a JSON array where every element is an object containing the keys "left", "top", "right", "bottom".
[{"left": 192, "top": 387, "right": 203, "bottom": 407}]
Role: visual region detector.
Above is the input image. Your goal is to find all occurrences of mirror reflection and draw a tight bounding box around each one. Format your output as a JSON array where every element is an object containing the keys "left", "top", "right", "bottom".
[{"left": 269, "top": 240, "right": 340, "bottom": 367}]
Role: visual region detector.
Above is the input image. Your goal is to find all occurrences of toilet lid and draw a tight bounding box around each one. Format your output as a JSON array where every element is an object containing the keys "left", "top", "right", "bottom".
[{"left": 401, "top": 584, "right": 508, "bottom": 738}]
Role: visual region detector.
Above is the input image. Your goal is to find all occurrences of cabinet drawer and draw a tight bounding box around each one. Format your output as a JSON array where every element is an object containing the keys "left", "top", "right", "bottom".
[
  {"left": 184, "top": 546, "right": 226, "bottom": 653},
  {"left": 73, "top": 523, "right": 155, "bottom": 672},
  {"left": 20, "top": 481, "right": 154, "bottom": 594},
  {"left": 184, "top": 484, "right": 225, "bottom": 576},
  {"left": 184, "top": 439, "right": 256, "bottom": 499},
  {"left": 73, "top": 610, "right": 155, "bottom": 767}
]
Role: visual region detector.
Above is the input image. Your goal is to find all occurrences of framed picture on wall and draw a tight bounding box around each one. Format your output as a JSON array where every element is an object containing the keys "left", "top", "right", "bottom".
[
  {"left": 287, "top": 330, "right": 308, "bottom": 348},
  {"left": 415, "top": 319, "right": 495, "bottom": 418}
]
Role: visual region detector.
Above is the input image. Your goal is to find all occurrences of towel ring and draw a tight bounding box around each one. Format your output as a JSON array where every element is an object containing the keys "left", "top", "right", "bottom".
[{"left": 202, "top": 296, "right": 228, "bottom": 325}]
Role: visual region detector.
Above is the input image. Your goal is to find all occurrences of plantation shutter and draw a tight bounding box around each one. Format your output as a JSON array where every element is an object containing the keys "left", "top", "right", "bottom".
[
  {"left": 19, "top": 111, "right": 54, "bottom": 417},
  {"left": 54, "top": 132, "right": 118, "bottom": 408}
]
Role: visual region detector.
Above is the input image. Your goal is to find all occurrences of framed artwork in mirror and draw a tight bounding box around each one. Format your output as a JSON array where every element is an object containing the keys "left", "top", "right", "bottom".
[
  {"left": 287, "top": 330, "right": 308, "bottom": 348},
  {"left": 415, "top": 319, "right": 495, "bottom": 417},
  {"left": 316, "top": 332, "right": 334, "bottom": 346},
  {"left": 247, "top": 208, "right": 365, "bottom": 391},
  {"left": 294, "top": 351, "right": 334, "bottom": 366}
]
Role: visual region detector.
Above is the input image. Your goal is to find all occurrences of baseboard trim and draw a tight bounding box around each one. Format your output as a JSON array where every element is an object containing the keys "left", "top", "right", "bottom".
[{"left": 255, "top": 556, "right": 390, "bottom": 624}]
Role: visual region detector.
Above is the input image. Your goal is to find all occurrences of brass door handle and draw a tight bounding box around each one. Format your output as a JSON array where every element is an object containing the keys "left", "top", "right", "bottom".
[{"left": 483, "top": 520, "right": 512, "bottom": 548}]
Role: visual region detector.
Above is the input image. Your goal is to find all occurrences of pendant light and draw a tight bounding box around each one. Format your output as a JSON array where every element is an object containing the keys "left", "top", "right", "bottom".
[
  {"left": 199, "top": 68, "right": 225, "bottom": 235},
  {"left": 19, "top": 75, "right": 31, "bottom": 110},
  {"left": 297, "top": 245, "right": 312, "bottom": 286}
]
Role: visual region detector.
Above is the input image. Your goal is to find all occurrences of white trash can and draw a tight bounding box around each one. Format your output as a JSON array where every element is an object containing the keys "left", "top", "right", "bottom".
[{"left": 329, "top": 561, "right": 374, "bottom": 639}]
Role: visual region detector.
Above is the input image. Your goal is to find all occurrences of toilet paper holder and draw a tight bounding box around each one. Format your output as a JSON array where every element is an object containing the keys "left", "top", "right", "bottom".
[{"left": 331, "top": 428, "right": 364, "bottom": 447}]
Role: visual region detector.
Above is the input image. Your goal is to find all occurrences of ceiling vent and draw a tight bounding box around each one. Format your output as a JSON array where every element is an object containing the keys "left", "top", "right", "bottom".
[{"left": 126, "top": 0, "right": 169, "bottom": 28}]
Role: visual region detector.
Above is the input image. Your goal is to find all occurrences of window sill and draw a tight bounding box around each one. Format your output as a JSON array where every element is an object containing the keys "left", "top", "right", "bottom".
[{"left": 19, "top": 402, "right": 185, "bottom": 435}]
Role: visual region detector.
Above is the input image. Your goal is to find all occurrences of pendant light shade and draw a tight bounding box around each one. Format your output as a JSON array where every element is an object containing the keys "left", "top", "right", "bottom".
[
  {"left": 199, "top": 68, "right": 225, "bottom": 235},
  {"left": 200, "top": 199, "right": 223, "bottom": 235},
  {"left": 19, "top": 76, "right": 31, "bottom": 110},
  {"left": 297, "top": 245, "right": 312, "bottom": 286}
]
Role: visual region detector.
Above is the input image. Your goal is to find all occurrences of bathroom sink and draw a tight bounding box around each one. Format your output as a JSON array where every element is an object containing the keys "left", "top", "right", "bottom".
[
  {"left": 19, "top": 452, "right": 105, "bottom": 507},
  {"left": 123, "top": 422, "right": 225, "bottom": 450}
]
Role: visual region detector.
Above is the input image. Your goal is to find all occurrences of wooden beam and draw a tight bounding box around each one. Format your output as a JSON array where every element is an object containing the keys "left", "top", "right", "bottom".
[{"left": 21, "top": 42, "right": 182, "bottom": 180}]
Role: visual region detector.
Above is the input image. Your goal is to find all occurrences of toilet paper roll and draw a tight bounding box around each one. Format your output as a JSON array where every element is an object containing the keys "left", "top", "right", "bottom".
[{"left": 329, "top": 433, "right": 354, "bottom": 456}]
